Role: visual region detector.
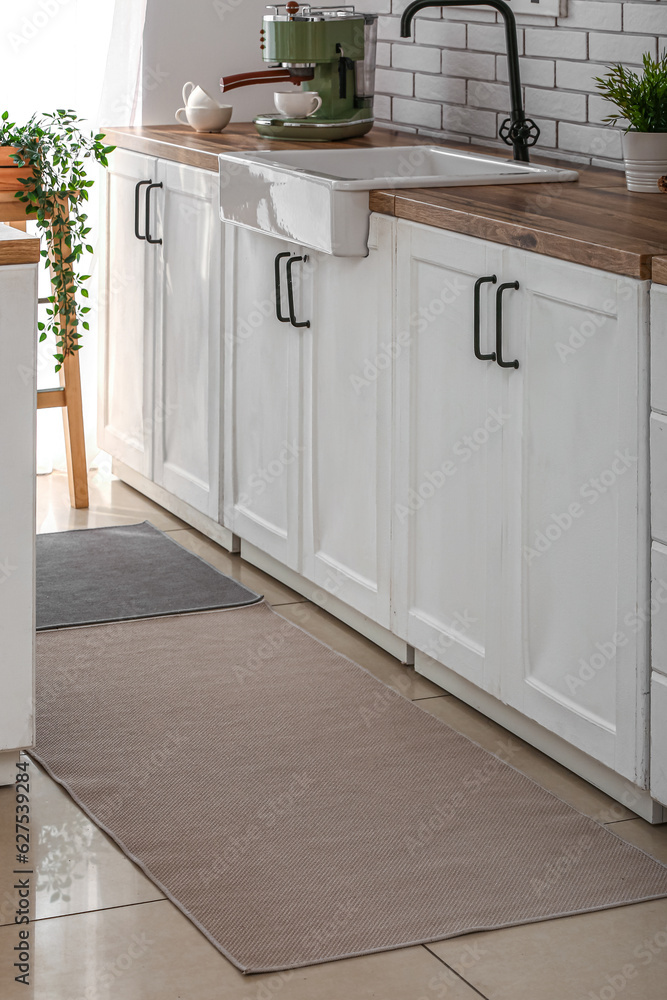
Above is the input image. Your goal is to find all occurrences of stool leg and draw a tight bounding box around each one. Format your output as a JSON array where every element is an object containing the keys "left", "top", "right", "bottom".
[
  {"left": 49, "top": 195, "right": 89, "bottom": 508},
  {"left": 60, "top": 350, "right": 89, "bottom": 508}
]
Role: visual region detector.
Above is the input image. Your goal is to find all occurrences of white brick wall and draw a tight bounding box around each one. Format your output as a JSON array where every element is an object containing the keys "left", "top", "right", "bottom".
[{"left": 375, "top": 0, "right": 667, "bottom": 166}]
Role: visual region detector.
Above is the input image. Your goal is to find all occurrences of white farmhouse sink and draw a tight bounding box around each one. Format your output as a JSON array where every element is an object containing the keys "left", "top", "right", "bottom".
[{"left": 219, "top": 145, "right": 578, "bottom": 257}]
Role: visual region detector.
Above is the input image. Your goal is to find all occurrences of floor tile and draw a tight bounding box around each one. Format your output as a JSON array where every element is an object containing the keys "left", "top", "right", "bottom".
[
  {"left": 428, "top": 898, "right": 667, "bottom": 1000},
  {"left": 164, "top": 528, "right": 306, "bottom": 606},
  {"left": 0, "top": 900, "right": 482, "bottom": 999},
  {"left": 419, "top": 696, "right": 636, "bottom": 821},
  {"left": 607, "top": 818, "right": 667, "bottom": 865},
  {"left": 275, "top": 601, "right": 443, "bottom": 700},
  {"left": 36, "top": 472, "right": 186, "bottom": 533},
  {"left": 0, "top": 757, "right": 162, "bottom": 928}
]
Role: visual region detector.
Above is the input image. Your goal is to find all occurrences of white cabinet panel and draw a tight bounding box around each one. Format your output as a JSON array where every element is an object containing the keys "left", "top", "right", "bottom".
[
  {"left": 651, "top": 412, "right": 667, "bottom": 544},
  {"left": 501, "top": 251, "right": 649, "bottom": 782},
  {"left": 651, "top": 282, "right": 667, "bottom": 414},
  {"left": 223, "top": 226, "right": 306, "bottom": 570},
  {"left": 393, "top": 222, "right": 504, "bottom": 692},
  {"left": 650, "top": 672, "right": 667, "bottom": 807},
  {"left": 99, "top": 148, "right": 157, "bottom": 476},
  {"left": 152, "top": 161, "right": 222, "bottom": 519},
  {"left": 651, "top": 542, "right": 667, "bottom": 679},
  {"left": 0, "top": 261, "right": 37, "bottom": 755},
  {"left": 302, "top": 215, "right": 394, "bottom": 626}
]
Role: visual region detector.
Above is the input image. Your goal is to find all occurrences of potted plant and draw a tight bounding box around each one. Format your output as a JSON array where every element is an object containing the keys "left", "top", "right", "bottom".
[
  {"left": 0, "top": 110, "right": 114, "bottom": 371},
  {"left": 595, "top": 51, "right": 667, "bottom": 193}
]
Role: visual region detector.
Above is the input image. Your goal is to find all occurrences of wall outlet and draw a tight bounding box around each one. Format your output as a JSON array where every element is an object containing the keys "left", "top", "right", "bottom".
[{"left": 505, "top": 0, "right": 565, "bottom": 17}]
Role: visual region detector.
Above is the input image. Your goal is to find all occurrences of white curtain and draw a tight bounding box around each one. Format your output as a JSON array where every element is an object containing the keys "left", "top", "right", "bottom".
[{"left": 0, "top": 0, "right": 148, "bottom": 475}]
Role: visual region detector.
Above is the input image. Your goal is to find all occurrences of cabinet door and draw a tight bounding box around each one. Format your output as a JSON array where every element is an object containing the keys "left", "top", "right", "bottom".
[
  {"left": 393, "top": 221, "right": 504, "bottom": 693},
  {"left": 500, "top": 250, "right": 649, "bottom": 783},
  {"left": 98, "top": 148, "right": 157, "bottom": 476},
  {"left": 152, "top": 161, "right": 222, "bottom": 519},
  {"left": 223, "top": 226, "right": 307, "bottom": 570},
  {"left": 0, "top": 263, "right": 37, "bottom": 755},
  {"left": 302, "top": 215, "right": 394, "bottom": 626}
]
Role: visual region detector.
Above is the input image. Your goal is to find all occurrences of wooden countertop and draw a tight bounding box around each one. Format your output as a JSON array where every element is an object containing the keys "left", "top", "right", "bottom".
[
  {"left": 103, "top": 122, "right": 444, "bottom": 170},
  {"left": 653, "top": 258, "right": 667, "bottom": 285},
  {"left": 104, "top": 123, "right": 667, "bottom": 279},
  {"left": 0, "top": 223, "right": 40, "bottom": 266}
]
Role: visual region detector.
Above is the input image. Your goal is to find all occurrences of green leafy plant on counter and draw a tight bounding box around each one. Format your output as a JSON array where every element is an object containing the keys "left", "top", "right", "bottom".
[
  {"left": 594, "top": 51, "right": 667, "bottom": 133},
  {"left": 0, "top": 110, "right": 115, "bottom": 371}
]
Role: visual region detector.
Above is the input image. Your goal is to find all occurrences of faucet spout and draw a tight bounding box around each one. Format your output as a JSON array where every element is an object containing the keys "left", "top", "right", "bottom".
[{"left": 399, "top": 0, "right": 539, "bottom": 162}]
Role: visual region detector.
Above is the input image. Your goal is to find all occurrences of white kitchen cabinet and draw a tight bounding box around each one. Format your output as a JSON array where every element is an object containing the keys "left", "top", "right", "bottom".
[
  {"left": 223, "top": 225, "right": 308, "bottom": 570},
  {"left": 393, "top": 222, "right": 505, "bottom": 692},
  {"left": 649, "top": 279, "right": 667, "bottom": 807},
  {"left": 100, "top": 152, "right": 222, "bottom": 519},
  {"left": 397, "top": 220, "right": 650, "bottom": 783},
  {"left": 152, "top": 160, "right": 222, "bottom": 520},
  {"left": 651, "top": 542, "right": 667, "bottom": 806},
  {"left": 650, "top": 673, "right": 667, "bottom": 806},
  {"left": 302, "top": 214, "right": 394, "bottom": 626},
  {"left": 500, "top": 249, "right": 649, "bottom": 784},
  {"left": 100, "top": 147, "right": 664, "bottom": 813},
  {"left": 99, "top": 148, "right": 157, "bottom": 477},
  {"left": 0, "top": 245, "right": 38, "bottom": 782}
]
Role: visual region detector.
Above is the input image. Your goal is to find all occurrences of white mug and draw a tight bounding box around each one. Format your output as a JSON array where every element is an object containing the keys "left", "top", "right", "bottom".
[
  {"left": 182, "top": 82, "right": 219, "bottom": 109},
  {"left": 274, "top": 91, "right": 323, "bottom": 119},
  {"left": 175, "top": 105, "right": 233, "bottom": 133}
]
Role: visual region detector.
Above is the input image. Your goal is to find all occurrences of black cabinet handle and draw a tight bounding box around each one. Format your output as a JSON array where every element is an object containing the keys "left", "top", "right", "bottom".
[
  {"left": 473, "top": 275, "right": 497, "bottom": 361},
  {"left": 145, "top": 182, "right": 163, "bottom": 245},
  {"left": 134, "top": 179, "right": 151, "bottom": 240},
  {"left": 496, "top": 281, "right": 520, "bottom": 369},
  {"left": 286, "top": 255, "right": 310, "bottom": 328},
  {"left": 274, "top": 251, "right": 291, "bottom": 323}
]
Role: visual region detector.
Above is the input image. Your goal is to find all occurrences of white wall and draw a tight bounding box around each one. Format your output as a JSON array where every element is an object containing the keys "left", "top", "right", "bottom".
[{"left": 141, "top": 0, "right": 277, "bottom": 126}]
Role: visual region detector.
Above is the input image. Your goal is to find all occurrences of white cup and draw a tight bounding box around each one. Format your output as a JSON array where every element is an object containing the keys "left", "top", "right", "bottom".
[
  {"left": 175, "top": 105, "right": 233, "bottom": 133},
  {"left": 182, "top": 82, "right": 219, "bottom": 109},
  {"left": 274, "top": 91, "right": 323, "bottom": 119}
]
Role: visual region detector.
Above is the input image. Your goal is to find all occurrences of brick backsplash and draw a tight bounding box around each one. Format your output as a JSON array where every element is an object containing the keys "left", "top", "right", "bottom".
[{"left": 372, "top": 0, "right": 667, "bottom": 167}]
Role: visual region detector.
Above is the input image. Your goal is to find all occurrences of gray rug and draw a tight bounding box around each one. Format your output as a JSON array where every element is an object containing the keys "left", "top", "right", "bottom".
[
  {"left": 36, "top": 522, "right": 261, "bottom": 630},
  {"left": 33, "top": 604, "right": 667, "bottom": 974}
]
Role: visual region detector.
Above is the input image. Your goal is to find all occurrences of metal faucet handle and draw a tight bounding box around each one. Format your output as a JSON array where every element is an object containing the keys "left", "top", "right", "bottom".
[{"left": 499, "top": 117, "right": 541, "bottom": 149}]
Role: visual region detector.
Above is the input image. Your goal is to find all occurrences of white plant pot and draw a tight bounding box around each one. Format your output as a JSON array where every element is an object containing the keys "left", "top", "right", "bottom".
[{"left": 622, "top": 131, "right": 667, "bottom": 193}]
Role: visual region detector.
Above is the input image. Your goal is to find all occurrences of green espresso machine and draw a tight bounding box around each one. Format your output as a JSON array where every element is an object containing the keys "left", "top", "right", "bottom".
[{"left": 254, "top": 4, "right": 378, "bottom": 141}]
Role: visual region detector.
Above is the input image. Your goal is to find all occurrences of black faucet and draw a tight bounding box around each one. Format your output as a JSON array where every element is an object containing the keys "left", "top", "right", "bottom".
[{"left": 399, "top": 0, "right": 540, "bottom": 162}]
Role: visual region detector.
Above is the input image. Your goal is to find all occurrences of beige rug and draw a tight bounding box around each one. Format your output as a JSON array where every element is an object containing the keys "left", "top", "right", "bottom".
[{"left": 34, "top": 604, "right": 667, "bottom": 974}]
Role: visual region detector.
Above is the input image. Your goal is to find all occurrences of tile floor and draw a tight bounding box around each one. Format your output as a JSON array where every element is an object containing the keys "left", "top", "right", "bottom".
[{"left": 1, "top": 470, "right": 664, "bottom": 998}]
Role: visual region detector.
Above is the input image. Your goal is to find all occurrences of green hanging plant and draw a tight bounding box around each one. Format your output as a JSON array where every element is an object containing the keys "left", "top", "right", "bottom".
[
  {"left": 594, "top": 51, "right": 667, "bottom": 133},
  {"left": 0, "top": 110, "right": 115, "bottom": 372}
]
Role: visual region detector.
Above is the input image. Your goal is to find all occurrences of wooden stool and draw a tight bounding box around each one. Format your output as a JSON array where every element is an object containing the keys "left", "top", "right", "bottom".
[{"left": 2, "top": 197, "right": 89, "bottom": 508}]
